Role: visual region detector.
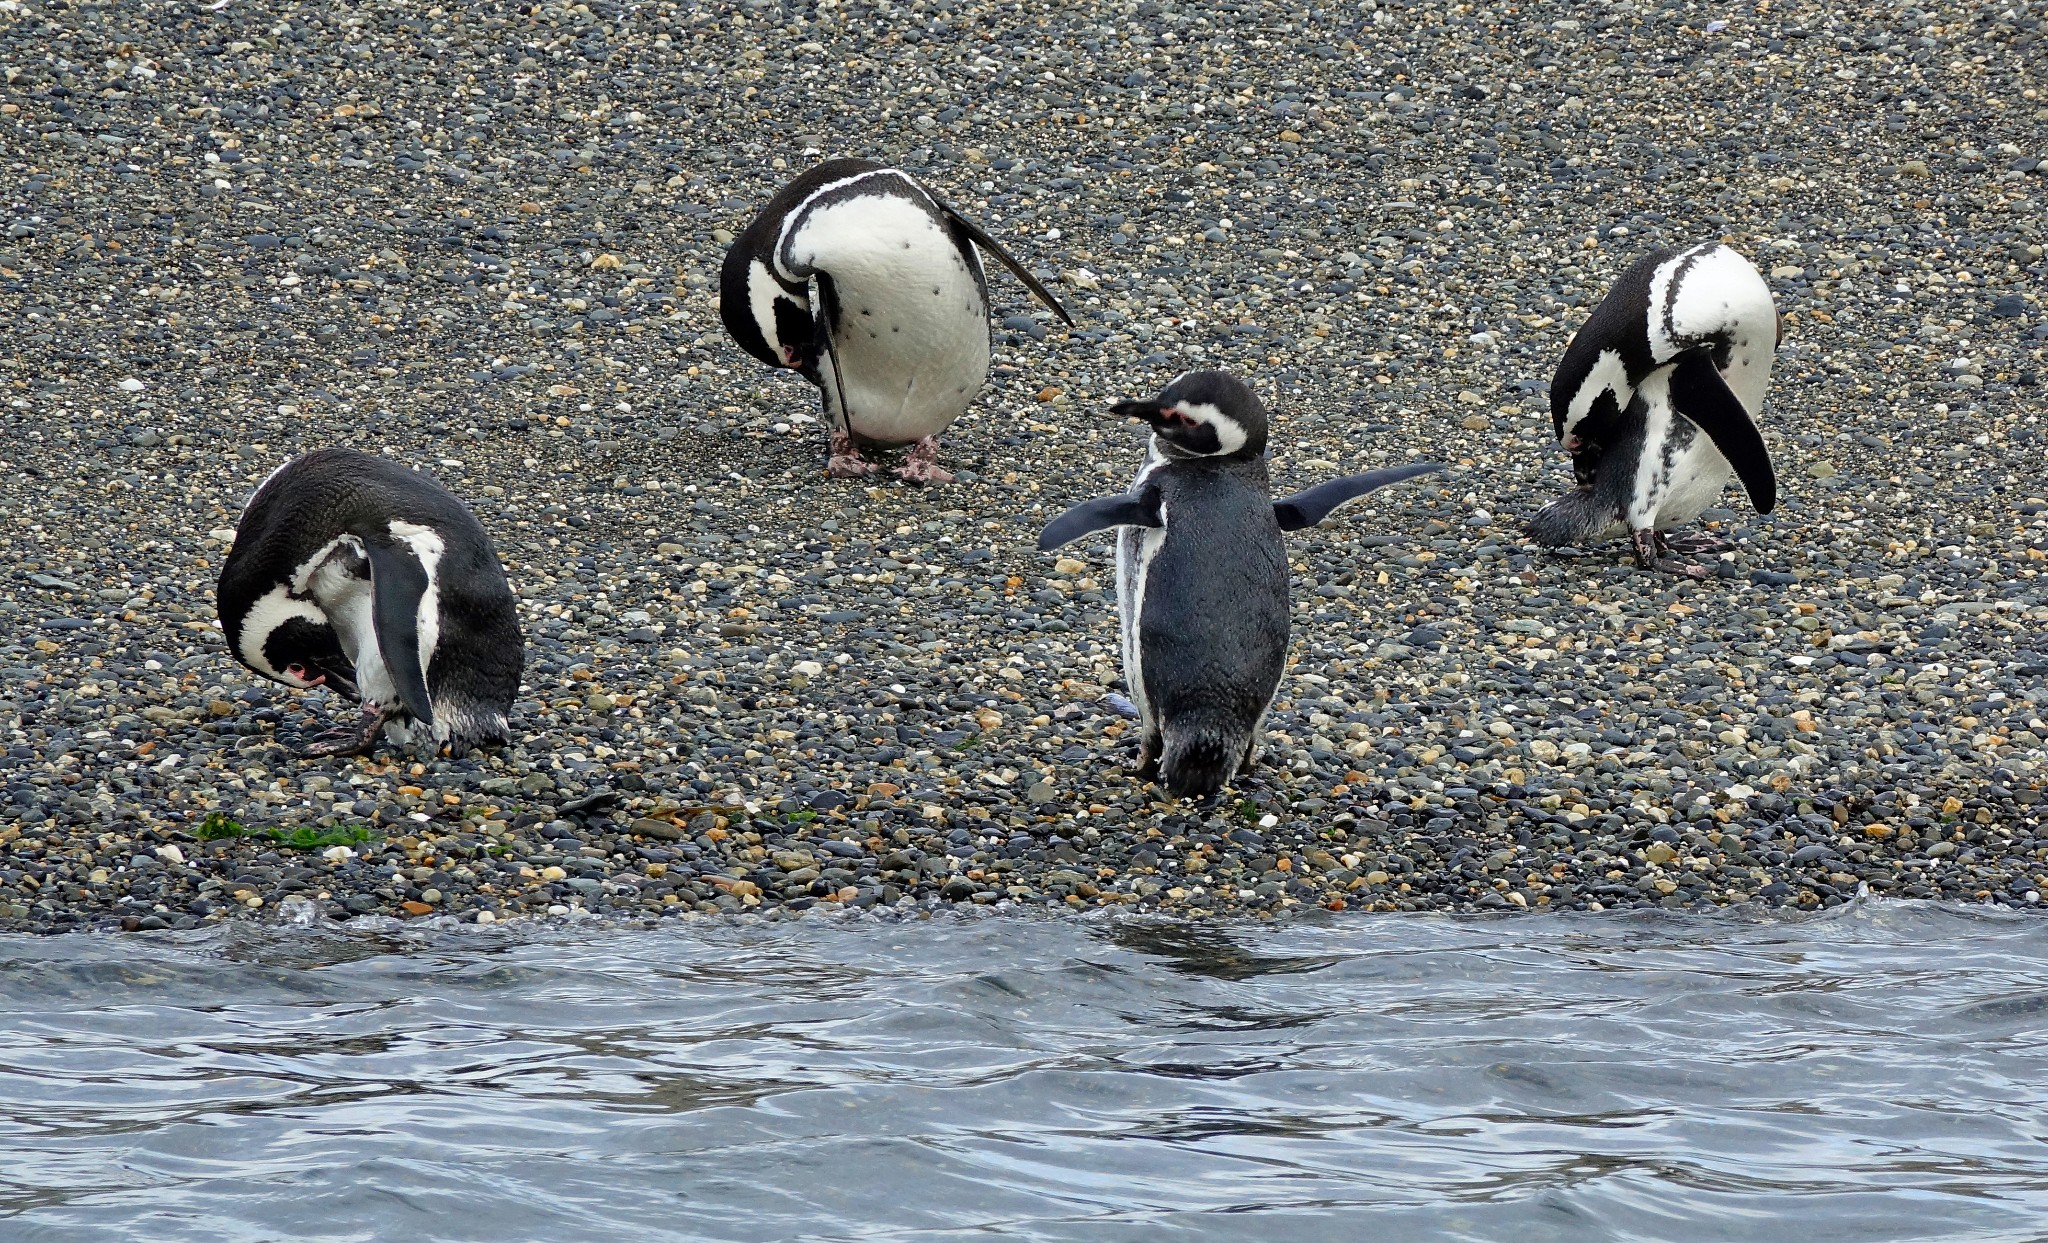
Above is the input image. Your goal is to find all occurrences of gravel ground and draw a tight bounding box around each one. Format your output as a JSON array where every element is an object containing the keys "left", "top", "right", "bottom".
[{"left": 1, "top": 0, "right": 2045, "bottom": 934}]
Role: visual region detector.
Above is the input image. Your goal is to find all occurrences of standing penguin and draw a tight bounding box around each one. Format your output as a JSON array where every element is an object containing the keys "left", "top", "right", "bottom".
[
  {"left": 1038, "top": 371, "right": 1443, "bottom": 800},
  {"left": 720, "top": 157, "right": 1073, "bottom": 483},
  {"left": 1525, "top": 241, "right": 1782, "bottom": 576},
  {"left": 217, "top": 449, "right": 524, "bottom": 757}
]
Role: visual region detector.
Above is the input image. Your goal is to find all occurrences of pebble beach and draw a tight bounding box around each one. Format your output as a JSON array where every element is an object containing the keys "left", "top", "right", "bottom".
[{"left": 1, "top": 0, "right": 2044, "bottom": 933}]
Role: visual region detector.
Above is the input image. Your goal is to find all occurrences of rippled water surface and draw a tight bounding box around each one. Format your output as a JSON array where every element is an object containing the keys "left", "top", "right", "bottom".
[{"left": 5, "top": 903, "right": 2048, "bottom": 1241}]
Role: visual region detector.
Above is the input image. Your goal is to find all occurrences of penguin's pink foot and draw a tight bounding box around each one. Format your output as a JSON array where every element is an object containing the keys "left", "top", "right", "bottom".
[
  {"left": 301, "top": 704, "right": 389, "bottom": 759},
  {"left": 825, "top": 431, "right": 880, "bottom": 479},
  {"left": 894, "top": 436, "right": 955, "bottom": 485},
  {"left": 1632, "top": 528, "right": 1709, "bottom": 579},
  {"left": 1658, "top": 529, "right": 1735, "bottom": 557}
]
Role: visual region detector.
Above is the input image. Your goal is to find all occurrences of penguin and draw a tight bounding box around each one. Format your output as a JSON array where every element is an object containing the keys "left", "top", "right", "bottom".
[
  {"left": 216, "top": 448, "right": 524, "bottom": 757},
  {"left": 1037, "top": 371, "right": 1443, "bottom": 800},
  {"left": 1525, "top": 241, "right": 1782, "bottom": 577},
  {"left": 720, "top": 157, "right": 1074, "bottom": 483}
]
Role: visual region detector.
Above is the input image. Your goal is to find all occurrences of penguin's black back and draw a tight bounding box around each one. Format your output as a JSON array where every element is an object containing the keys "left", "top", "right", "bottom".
[
  {"left": 1138, "top": 456, "right": 1290, "bottom": 774},
  {"left": 1548, "top": 246, "right": 1679, "bottom": 441}
]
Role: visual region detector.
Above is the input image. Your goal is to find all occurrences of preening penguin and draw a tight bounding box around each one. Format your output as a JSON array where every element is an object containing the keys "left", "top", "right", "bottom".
[
  {"left": 1039, "top": 371, "right": 1443, "bottom": 800},
  {"left": 216, "top": 449, "right": 524, "bottom": 757},
  {"left": 720, "top": 157, "right": 1073, "bottom": 483},
  {"left": 1525, "top": 241, "right": 1782, "bottom": 577}
]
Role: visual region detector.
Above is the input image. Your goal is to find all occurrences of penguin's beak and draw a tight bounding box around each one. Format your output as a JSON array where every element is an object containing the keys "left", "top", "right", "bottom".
[{"left": 1109, "top": 400, "right": 1165, "bottom": 422}]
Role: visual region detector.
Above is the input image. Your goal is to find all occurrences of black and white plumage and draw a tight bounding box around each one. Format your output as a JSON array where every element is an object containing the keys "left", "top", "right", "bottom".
[
  {"left": 720, "top": 157, "right": 1072, "bottom": 483},
  {"left": 216, "top": 449, "right": 524, "bottom": 757},
  {"left": 1525, "top": 241, "right": 1781, "bottom": 576},
  {"left": 1039, "top": 371, "right": 1443, "bottom": 800}
]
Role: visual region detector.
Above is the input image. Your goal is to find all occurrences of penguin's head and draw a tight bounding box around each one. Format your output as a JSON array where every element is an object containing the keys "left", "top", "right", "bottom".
[
  {"left": 732, "top": 257, "right": 822, "bottom": 377},
  {"left": 770, "top": 294, "right": 822, "bottom": 377},
  {"left": 1111, "top": 369, "right": 1268, "bottom": 459},
  {"left": 262, "top": 616, "right": 360, "bottom": 699}
]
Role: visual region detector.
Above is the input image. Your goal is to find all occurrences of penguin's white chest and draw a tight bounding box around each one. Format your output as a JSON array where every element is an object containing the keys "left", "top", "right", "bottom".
[
  {"left": 305, "top": 553, "right": 399, "bottom": 709},
  {"left": 1113, "top": 455, "right": 1169, "bottom": 733},
  {"left": 793, "top": 198, "right": 990, "bottom": 445},
  {"left": 1650, "top": 433, "right": 1735, "bottom": 528},
  {"left": 1116, "top": 522, "right": 1169, "bottom": 732},
  {"left": 1627, "top": 381, "right": 1736, "bottom": 532}
]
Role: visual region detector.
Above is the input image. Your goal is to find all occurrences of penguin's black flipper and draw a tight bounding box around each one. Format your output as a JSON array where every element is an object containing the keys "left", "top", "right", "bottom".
[
  {"left": 812, "top": 272, "right": 854, "bottom": 427},
  {"left": 935, "top": 201, "right": 1075, "bottom": 326},
  {"left": 1273, "top": 463, "right": 1446, "bottom": 532},
  {"left": 1037, "top": 492, "right": 1161, "bottom": 551},
  {"left": 362, "top": 538, "right": 437, "bottom": 729},
  {"left": 1669, "top": 348, "right": 1776, "bottom": 515}
]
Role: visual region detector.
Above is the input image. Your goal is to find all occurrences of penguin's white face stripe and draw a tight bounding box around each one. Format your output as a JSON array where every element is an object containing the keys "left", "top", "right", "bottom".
[
  {"left": 1164, "top": 401, "right": 1248, "bottom": 456},
  {"left": 388, "top": 520, "right": 445, "bottom": 684},
  {"left": 1562, "top": 348, "right": 1631, "bottom": 443},
  {"left": 746, "top": 259, "right": 792, "bottom": 363},
  {"left": 236, "top": 585, "right": 326, "bottom": 681}
]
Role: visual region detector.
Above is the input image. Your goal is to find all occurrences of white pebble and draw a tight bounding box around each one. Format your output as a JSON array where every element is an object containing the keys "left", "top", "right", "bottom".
[
  {"left": 792, "top": 660, "right": 824, "bottom": 677},
  {"left": 154, "top": 844, "right": 184, "bottom": 864},
  {"left": 117, "top": 378, "right": 145, "bottom": 392},
  {"left": 322, "top": 845, "right": 355, "bottom": 862}
]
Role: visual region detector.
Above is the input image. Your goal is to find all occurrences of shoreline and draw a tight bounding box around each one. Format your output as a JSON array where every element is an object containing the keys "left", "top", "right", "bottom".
[{"left": 2, "top": 0, "right": 2044, "bottom": 933}]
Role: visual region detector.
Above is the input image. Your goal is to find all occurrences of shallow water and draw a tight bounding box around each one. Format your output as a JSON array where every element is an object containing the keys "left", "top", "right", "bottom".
[{"left": 3, "top": 903, "right": 2047, "bottom": 1242}]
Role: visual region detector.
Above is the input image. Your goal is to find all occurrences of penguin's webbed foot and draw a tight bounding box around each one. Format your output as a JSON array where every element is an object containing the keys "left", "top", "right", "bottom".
[
  {"left": 1632, "top": 529, "right": 1709, "bottom": 579},
  {"left": 826, "top": 431, "right": 881, "bottom": 479},
  {"left": 1658, "top": 528, "right": 1735, "bottom": 557},
  {"left": 300, "top": 705, "right": 389, "bottom": 759},
  {"left": 894, "top": 436, "right": 955, "bottom": 485}
]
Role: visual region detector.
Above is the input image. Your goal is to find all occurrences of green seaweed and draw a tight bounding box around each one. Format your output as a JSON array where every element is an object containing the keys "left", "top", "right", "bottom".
[
  {"left": 192, "top": 812, "right": 374, "bottom": 851},
  {"left": 195, "top": 812, "right": 248, "bottom": 841}
]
